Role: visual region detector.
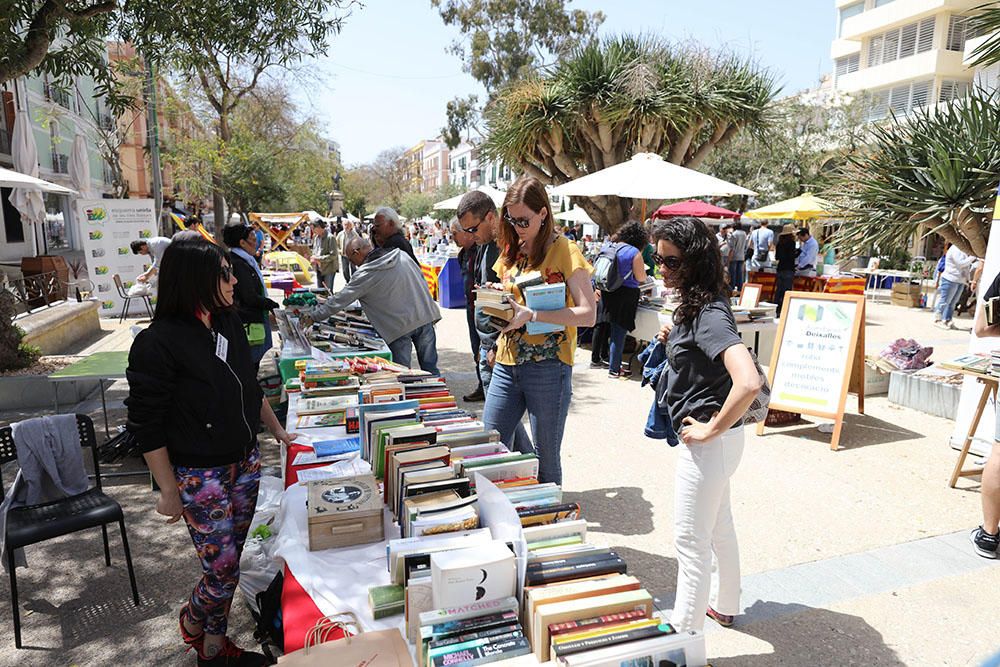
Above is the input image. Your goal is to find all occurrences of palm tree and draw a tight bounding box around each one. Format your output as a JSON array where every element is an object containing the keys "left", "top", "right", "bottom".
[
  {"left": 968, "top": 2, "right": 1000, "bottom": 68},
  {"left": 481, "top": 35, "right": 779, "bottom": 231},
  {"left": 827, "top": 92, "right": 1000, "bottom": 259}
]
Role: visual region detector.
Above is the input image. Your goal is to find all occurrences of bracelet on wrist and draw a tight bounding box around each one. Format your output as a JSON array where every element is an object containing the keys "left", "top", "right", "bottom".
[{"left": 530, "top": 309, "right": 538, "bottom": 322}]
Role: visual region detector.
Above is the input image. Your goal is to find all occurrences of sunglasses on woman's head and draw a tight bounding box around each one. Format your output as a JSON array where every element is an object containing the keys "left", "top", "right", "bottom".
[
  {"left": 653, "top": 254, "right": 682, "bottom": 271},
  {"left": 504, "top": 212, "right": 534, "bottom": 229},
  {"left": 219, "top": 265, "right": 233, "bottom": 281}
]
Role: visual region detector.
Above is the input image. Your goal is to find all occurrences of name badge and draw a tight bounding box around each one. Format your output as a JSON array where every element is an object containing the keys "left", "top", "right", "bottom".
[{"left": 215, "top": 332, "right": 229, "bottom": 361}]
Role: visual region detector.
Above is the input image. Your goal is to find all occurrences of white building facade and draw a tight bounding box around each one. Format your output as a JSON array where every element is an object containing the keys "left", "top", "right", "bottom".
[{"left": 831, "top": 0, "right": 985, "bottom": 119}]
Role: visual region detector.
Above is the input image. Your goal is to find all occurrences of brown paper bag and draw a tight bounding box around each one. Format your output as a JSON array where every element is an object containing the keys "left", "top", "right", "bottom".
[{"left": 277, "top": 613, "right": 414, "bottom": 667}]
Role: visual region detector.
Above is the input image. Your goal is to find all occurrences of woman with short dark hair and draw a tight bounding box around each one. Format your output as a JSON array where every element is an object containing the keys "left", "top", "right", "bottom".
[
  {"left": 125, "top": 237, "right": 293, "bottom": 665},
  {"left": 650, "top": 216, "right": 761, "bottom": 632},
  {"left": 222, "top": 224, "right": 280, "bottom": 373}
]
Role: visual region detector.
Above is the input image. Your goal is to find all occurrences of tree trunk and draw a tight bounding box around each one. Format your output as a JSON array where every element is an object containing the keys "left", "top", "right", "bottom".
[{"left": 212, "top": 108, "right": 232, "bottom": 231}]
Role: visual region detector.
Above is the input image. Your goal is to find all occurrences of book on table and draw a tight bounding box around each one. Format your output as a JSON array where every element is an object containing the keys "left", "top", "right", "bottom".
[
  {"left": 523, "top": 282, "right": 567, "bottom": 335},
  {"left": 557, "top": 628, "right": 706, "bottom": 666},
  {"left": 524, "top": 574, "right": 642, "bottom": 644},
  {"left": 296, "top": 394, "right": 358, "bottom": 416},
  {"left": 387, "top": 527, "right": 493, "bottom": 584},
  {"left": 311, "top": 436, "right": 361, "bottom": 459},
  {"left": 410, "top": 502, "right": 479, "bottom": 538},
  {"left": 393, "top": 461, "right": 451, "bottom": 514},
  {"left": 551, "top": 618, "right": 676, "bottom": 659},
  {"left": 517, "top": 501, "right": 581, "bottom": 527},
  {"left": 295, "top": 412, "right": 347, "bottom": 429},
  {"left": 368, "top": 583, "right": 405, "bottom": 620},
  {"left": 531, "top": 588, "right": 654, "bottom": 661},
  {"left": 430, "top": 540, "right": 517, "bottom": 608},
  {"left": 387, "top": 445, "right": 450, "bottom": 509}
]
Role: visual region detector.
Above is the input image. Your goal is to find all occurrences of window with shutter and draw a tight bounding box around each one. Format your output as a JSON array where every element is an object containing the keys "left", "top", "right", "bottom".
[
  {"left": 838, "top": 1, "right": 864, "bottom": 38},
  {"left": 899, "top": 22, "right": 918, "bottom": 58},
  {"left": 947, "top": 16, "right": 967, "bottom": 51},
  {"left": 868, "top": 34, "right": 885, "bottom": 67},
  {"left": 835, "top": 54, "right": 860, "bottom": 76},
  {"left": 883, "top": 27, "right": 901, "bottom": 63},
  {"left": 917, "top": 17, "right": 935, "bottom": 53},
  {"left": 888, "top": 85, "right": 910, "bottom": 115},
  {"left": 868, "top": 89, "right": 890, "bottom": 121},
  {"left": 910, "top": 81, "right": 931, "bottom": 110},
  {"left": 939, "top": 80, "right": 955, "bottom": 103}
]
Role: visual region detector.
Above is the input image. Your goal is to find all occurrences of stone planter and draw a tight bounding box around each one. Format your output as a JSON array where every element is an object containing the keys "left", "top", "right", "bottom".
[{"left": 0, "top": 374, "right": 101, "bottom": 411}]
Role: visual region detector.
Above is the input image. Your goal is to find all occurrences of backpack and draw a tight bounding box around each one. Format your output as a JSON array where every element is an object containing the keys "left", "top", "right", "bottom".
[{"left": 593, "top": 242, "right": 629, "bottom": 292}]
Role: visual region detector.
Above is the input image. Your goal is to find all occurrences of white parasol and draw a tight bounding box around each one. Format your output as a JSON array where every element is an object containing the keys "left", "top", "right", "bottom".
[
  {"left": 68, "top": 128, "right": 93, "bottom": 197},
  {"left": 551, "top": 152, "right": 755, "bottom": 200}
]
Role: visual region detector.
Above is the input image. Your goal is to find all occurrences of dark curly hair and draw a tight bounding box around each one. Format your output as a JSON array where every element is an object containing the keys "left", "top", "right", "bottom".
[
  {"left": 650, "top": 216, "right": 728, "bottom": 325},
  {"left": 615, "top": 221, "right": 649, "bottom": 251}
]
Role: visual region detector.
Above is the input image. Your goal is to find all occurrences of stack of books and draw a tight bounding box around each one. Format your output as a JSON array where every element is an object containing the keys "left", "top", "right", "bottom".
[
  {"left": 417, "top": 596, "right": 531, "bottom": 666},
  {"left": 991, "top": 350, "right": 1000, "bottom": 378},
  {"left": 475, "top": 287, "right": 513, "bottom": 332}
]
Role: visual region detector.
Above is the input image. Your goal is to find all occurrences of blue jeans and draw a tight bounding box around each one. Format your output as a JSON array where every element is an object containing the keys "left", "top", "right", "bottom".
[
  {"left": 481, "top": 359, "right": 572, "bottom": 484},
  {"left": 479, "top": 348, "right": 532, "bottom": 453},
  {"left": 388, "top": 323, "right": 439, "bottom": 375},
  {"left": 608, "top": 322, "right": 628, "bottom": 374},
  {"left": 729, "top": 260, "right": 745, "bottom": 291},
  {"left": 936, "top": 278, "right": 962, "bottom": 323}
]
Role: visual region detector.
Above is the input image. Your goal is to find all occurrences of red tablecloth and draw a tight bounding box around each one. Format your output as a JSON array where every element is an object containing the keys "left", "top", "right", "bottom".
[{"left": 281, "top": 443, "right": 347, "bottom": 653}]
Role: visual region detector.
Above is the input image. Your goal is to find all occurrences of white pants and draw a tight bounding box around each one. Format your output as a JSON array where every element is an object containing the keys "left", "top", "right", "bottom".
[{"left": 670, "top": 425, "right": 745, "bottom": 631}]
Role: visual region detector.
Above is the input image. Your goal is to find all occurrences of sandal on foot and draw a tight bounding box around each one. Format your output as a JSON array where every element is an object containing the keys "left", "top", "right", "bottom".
[{"left": 706, "top": 606, "right": 735, "bottom": 627}]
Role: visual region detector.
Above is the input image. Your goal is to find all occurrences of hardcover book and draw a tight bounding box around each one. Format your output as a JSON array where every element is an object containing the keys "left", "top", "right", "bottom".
[{"left": 431, "top": 542, "right": 516, "bottom": 609}]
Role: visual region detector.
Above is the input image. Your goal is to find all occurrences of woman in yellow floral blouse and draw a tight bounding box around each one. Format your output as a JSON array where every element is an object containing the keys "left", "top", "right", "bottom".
[{"left": 481, "top": 176, "right": 596, "bottom": 484}]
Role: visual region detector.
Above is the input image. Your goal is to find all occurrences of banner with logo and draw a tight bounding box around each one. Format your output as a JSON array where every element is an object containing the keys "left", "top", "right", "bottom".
[{"left": 75, "top": 198, "right": 157, "bottom": 318}]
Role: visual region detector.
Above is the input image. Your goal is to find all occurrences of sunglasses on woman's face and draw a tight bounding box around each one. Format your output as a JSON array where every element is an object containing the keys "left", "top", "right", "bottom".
[
  {"left": 653, "top": 254, "right": 682, "bottom": 271},
  {"left": 220, "top": 265, "right": 233, "bottom": 281},
  {"left": 504, "top": 212, "right": 534, "bottom": 229}
]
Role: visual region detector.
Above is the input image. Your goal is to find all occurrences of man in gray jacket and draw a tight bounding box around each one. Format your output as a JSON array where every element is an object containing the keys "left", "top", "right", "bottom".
[{"left": 302, "top": 237, "right": 440, "bottom": 374}]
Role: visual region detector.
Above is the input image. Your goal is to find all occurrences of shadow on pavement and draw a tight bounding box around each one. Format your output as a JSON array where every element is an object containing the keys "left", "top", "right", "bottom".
[
  {"left": 563, "top": 487, "right": 655, "bottom": 536},
  {"left": 713, "top": 599, "right": 905, "bottom": 666},
  {"left": 762, "top": 413, "right": 920, "bottom": 450}
]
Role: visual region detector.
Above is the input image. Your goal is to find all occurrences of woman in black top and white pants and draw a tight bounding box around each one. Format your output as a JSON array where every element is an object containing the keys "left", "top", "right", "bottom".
[
  {"left": 651, "top": 217, "right": 761, "bottom": 631},
  {"left": 126, "top": 234, "right": 295, "bottom": 666}
]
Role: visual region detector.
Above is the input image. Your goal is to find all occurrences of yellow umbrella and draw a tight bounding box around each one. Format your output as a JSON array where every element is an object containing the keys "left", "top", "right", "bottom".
[{"left": 744, "top": 192, "right": 835, "bottom": 220}]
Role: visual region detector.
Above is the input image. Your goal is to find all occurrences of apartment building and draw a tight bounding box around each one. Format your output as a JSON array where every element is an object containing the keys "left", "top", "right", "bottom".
[
  {"left": 0, "top": 73, "right": 113, "bottom": 262},
  {"left": 421, "top": 139, "right": 449, "bottom": 192},
  {"left": 831, "top": 0, "right": 982, "bottom": 119}
]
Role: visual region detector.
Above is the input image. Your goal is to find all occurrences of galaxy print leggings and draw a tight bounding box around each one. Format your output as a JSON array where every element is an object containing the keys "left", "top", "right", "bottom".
[{"left": 174, "top": 446, "right": 261, "bottom": 636}]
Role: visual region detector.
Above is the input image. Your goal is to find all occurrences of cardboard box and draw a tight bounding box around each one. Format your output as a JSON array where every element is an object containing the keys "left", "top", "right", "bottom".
[
  {"left": 307, "top": 475, "right": 384, "bottom": 551},
  {"left": 891, "top": 292, "right": 921, "bottom": 308},
  {"left": 891, "top": 281, "right": 922, "bottom": 297}
]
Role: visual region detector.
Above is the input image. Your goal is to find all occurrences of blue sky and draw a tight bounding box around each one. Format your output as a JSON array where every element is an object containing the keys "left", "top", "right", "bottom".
[{"left": 305, "top": 0, "right": 835, "bottom": 165}]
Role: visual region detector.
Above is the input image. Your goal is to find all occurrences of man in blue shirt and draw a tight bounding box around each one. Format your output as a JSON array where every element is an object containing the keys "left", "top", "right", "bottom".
[{"left": 795, "top": 227, "right": 819, "bottom": 277}]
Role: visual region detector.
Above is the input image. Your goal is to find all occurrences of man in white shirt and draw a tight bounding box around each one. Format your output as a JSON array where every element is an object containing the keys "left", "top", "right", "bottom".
[
  {"left": 936, "top": 243, "right": 978, "bottom": 328},
  {"left": 748, "top": 221, "right": 774, "bottom": 271},
  {"left": 131, "top": 236, "right": 171, "bottom": 284},
  {"left": 717, "top": 224, "right": 732, "bottom": 283},
  {"left": 795, "top": 228, "right": 819, "bottom": 277}
]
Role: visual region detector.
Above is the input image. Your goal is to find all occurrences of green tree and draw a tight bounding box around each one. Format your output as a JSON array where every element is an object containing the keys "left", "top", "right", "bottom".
[
  {"left": 123, "top": 0, "right": 352, "bottom": 222},
  {"left": 400, "top": 191, "right": 436, "bottom": 220},
  {"left": 370, "top": 146, "right": 409, "bottom": 209},
  {"left": 0, "top": 0, "right": 131, "bottom": 109},
  {"left": 431, "top": 0, "right": 604, "bottom": 148},
  {"left": 827, "top": 92, "right": 1000, "bottom": 259},
  {"left": 703, "top": 91, "right": 869, "bottom": 209},
  {"left": 968, "top": 2, "right": 1000, "bottom": 68},
  {"left": 482, "top": 36, "right": 778, "bottom": 231}
]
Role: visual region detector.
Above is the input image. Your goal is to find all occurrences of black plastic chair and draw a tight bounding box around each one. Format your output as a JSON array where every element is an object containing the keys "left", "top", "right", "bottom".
[
  {"left": 113, "top": 273, "right": 153, "bottom": 323},
  {"left": 0, "top": 414, "right": 140, "bottom": 648}
]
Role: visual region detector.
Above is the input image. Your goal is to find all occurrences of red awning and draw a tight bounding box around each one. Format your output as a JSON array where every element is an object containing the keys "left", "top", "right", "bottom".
[{"left": 651, "top": 200, "right": 740, "bottom": 220}]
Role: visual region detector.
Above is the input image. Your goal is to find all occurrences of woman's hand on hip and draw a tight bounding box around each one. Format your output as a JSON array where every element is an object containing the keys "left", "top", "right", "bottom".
[
  {"left": 156, "top": 491, "right": 184, "bottom": 524},
  {"left": 679, "top": 416, "right": 718, "bottom": 445}
]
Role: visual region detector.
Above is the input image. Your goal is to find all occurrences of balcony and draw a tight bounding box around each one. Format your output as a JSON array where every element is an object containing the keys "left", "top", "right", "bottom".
[
  {"left": 831, "top": 37, "right": 863, "bottom": 60},
  {"left": 0, "top": 124, "right": 10, "bottom": 155},
  {"left": 51, "top": 152, "right": 69, "bottom": 174},
  {"left": 840, "top": 0, "right": 976, "bottom": 40},
  {"left": 99, "top": 112, "right": 116, "bottom": 132},
  {"left": 44, "top": 82, "right": 72, "bottom": 110},
  {"left": 836, "top": 48, "right": 967, "bottom": 92}
]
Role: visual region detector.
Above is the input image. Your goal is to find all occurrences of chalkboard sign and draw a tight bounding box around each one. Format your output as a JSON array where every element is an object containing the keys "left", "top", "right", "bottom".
[{"left": 757, "top": 292, "right": 866, "bottom": 450}]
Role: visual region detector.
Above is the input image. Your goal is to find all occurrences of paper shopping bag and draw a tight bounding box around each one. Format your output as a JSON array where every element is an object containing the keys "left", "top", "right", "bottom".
[{"left": 277, "top": 614, "right": 413, "bottom": 667}]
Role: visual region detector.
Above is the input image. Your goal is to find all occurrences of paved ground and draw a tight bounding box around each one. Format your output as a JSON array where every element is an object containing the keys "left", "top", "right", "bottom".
[{"left": 0, "top": 295, "right": 997, "bottom": 665}]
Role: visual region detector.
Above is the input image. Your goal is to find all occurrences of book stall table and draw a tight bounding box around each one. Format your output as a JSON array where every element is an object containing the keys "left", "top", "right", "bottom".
[
  {"left": 938, "top": 359, "right": 998, "bottom": 488},
  {"left": 418, "top": 259, "right": 444, "bottom": 300},
  {"left": 843, "top": 268, "right": 912, "bottom": 303},
  {"left": 634, "top": 306, "right": 777, "bottom": 358}
]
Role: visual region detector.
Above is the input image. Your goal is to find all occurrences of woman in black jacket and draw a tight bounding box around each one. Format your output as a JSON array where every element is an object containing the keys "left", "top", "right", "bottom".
[
  {"left": 222, "top": 224, "right": 280, "bottom": 374},
  {"left": 125, "top": 235, "right": 294, "bottom": 666}
]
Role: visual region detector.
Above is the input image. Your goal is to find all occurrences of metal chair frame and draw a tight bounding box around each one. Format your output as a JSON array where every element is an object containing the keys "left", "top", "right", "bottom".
[{"left": 0, "top": 414, "right": 140, "bottom": 648}]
